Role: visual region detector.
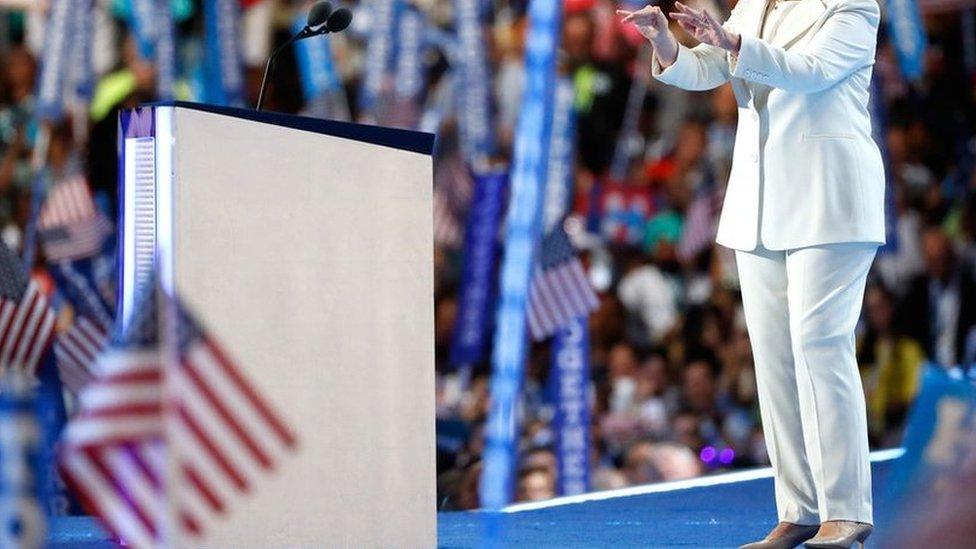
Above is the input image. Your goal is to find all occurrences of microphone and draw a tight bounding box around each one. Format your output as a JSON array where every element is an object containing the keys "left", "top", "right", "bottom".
[
  {"left": 324, "top": 7, "right": 353, "bottom": 33},
  {"left": 255, "top": 1, "right": 353, "bottom": 111}
]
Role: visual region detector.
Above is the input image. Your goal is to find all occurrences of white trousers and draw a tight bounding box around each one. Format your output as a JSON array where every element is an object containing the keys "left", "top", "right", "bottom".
[{"left": 735, "top": 243, "right": 877, "bottom": 525}]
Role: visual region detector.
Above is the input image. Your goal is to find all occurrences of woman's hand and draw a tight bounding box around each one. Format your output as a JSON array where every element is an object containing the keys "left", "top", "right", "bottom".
[
  {"left": 617, "top": 5, "right": 679, "bottom": 66},
  {"left": 668, "top": 1, "right": 740, "bottom": 53}
]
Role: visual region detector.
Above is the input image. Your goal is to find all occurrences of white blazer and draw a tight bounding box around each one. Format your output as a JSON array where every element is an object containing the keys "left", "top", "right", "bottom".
[{"left": 652, "top": 0, "right": 886, "bottom": 251}]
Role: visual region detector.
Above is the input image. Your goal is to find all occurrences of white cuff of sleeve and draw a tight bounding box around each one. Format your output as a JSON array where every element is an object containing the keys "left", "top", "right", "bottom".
[{"left": 729, "top": 34, "right": 771, "bottom": 83}]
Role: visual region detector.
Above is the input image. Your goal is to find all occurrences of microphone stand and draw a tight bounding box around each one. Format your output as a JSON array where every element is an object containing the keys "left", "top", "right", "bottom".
[{"left": 256, "top": 26, "right": 325, "bottom": 111}]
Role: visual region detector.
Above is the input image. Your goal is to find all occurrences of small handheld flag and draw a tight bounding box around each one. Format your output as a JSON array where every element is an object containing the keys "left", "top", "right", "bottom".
[
  {"left": 526, "top": 228, "right": 599, "bottom": 341},
  {"left": 59, "top": 285, "right": 298, "bottom": 548}
]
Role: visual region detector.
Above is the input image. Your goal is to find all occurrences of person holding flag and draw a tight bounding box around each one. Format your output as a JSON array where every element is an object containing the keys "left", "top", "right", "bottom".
[{"left": 620, "top": 0, "right": 886, "bottom": 547}]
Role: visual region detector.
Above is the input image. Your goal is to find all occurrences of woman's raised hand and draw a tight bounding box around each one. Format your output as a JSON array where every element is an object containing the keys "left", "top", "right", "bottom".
[
  {"left": 668, "top": 1, "right": 740, "bottom": 52},
  {"left": 617, "top": 4, "right": 679, "bottom": 66}
]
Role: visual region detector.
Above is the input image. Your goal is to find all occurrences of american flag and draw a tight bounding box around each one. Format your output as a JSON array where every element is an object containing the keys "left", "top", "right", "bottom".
[
  {"left": 60, "top": 286, "right": 298, "bottom": 548},
  {"left": 0, "top": 239, "right": 56, "bottom": 376},
  {"left": 676, "top": 188, "right": 722, "bottom": 263},
  {"left": 526, "top": 228, "right": 599, "bottom": 341},
  {"left": 433, "top": 153, "right": 475, "bottom": 249},
  {"left": 38, "top": 174, "right": 113, "bottom": 262},
  {"left": 54, "top": 316, "right": 109, "bottom": 394}
]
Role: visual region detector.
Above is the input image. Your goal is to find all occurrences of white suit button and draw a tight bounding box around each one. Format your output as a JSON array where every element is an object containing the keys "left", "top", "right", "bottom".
[{"left": 749, "top": 153, "right": 758, "bottom": 163}]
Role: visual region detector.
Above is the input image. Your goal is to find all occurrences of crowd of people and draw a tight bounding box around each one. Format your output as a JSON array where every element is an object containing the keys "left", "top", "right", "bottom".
[{"left": 1, "top": 0, "right": 974, "bottom": 511}]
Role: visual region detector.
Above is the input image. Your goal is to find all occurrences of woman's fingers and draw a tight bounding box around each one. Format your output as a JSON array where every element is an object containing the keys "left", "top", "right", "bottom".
[{"left": 669, "top": 12, "right": 700, "bottom": 29}]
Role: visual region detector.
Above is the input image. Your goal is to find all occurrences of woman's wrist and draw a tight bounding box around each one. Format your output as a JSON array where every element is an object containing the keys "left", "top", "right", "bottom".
[{"left": 653, "top": 35, "right": 679, "bottom": 68}]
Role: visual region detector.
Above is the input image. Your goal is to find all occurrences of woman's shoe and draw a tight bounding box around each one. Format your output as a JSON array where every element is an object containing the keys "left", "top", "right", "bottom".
[
  {"left": 803, "top": 521, "right": 873, "bottom": 548},
  {"left": 739, "top": 522, "right": 821, "bottom": 549}
]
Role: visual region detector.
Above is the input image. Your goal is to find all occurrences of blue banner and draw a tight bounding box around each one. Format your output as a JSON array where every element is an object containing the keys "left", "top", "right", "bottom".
[
  {"left": 454, "top": 0, "right": 496, "bottom": 167},
  {"left": 542, "top": 78, "right": 577, "bottom": 233},
  {"left": 481, "top": 0, "right": 562, "bottom": 511},
  {"left": 886, "top": 0, "right": 927, "bottom": 80},
  {"left": 293, "top": 14, "right": 341, "bottom": 101},
  {"left": 204, "top": 0, "right": 246, "bottom": 107},
  {"left": 130, "top": 0, "right": 157, "bottom": 59},
  {"left": 394, "top": 5, "right": 426, "bottom": 102},
  {"left": 550, "top": 316, "right": 591, "bottom": 496},
  {"left": 358, "top": 0, "right": 399, "bottom": 117},
  {"left": 35, "top": 0, "right": 72, "bottom": 121},
  {"left": 880, "top": 366, "right": 975, "bottom": 543},
  {"left": 67, "top": 0, "right": 96, "bottom": 102},
  {"left": 450, "top": 171, "right": 508, "bottom": 367},
  {"left": 155, "top": 0, "right": 177, "bottom": 100}
]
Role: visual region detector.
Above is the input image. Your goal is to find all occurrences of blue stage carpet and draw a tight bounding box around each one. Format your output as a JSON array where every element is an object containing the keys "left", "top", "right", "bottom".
[{"left": 50, "top": 454, "right": 897, "bottom": 548}]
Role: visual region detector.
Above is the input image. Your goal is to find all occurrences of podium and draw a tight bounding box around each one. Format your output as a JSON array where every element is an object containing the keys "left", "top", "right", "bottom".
[{"left": 117, "top": 102, "right": 436, "bottom": 548}]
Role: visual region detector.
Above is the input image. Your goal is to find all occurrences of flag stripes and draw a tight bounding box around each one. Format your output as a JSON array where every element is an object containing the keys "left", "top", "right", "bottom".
[
  {"left": 38, "top": 175, "right": 112, "bottom": 262},
  {"left": 0, "top": 281, "right": 56, "bottom": 375},
  {"left": 527, "top": 257, "right": 599, "bottom": 341},
  {"left": 60, "top": 295, "right": 297, "bottom": 548},
  {"left": 55, "top": 316, "right": 109, "bottom": 393}
]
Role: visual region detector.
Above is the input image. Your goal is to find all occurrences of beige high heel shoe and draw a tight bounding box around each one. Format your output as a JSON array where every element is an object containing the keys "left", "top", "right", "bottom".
[
  {"left": 739, "top": 522, "right": 821, "bottom": 549},
  {"left": 803, "top": 521, "right": 873, "bottom": 548}
]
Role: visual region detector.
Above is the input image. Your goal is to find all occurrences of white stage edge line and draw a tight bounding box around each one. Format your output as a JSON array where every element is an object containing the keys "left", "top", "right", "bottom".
[{"left": 502, "top": 447, "right": 906, "bottom": 513}]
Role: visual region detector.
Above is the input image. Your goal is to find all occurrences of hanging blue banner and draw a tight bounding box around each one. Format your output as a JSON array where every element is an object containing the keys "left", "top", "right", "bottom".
[
  {"left": 542, "top": 78, "right": 577, "bottom": 233},
  {"left": 454, "top": 0, "right": 496, "bottom": 166},
  {"left": 155, "top": 0, "right": 177, "bottom": 100},
  {"left": 293, "top": 13, "right": 341, "bottom": 101},
  {"left": 130, "top": 0, "right": 158, "bottom": 59},
  {"left": 67, "top": 0, "right": 95, "bottom": 102},
  {"left": 450, "top": 170, "right": 508, "bottom": 367},
  {"left": 549, "top": 316, "right": 591, "bottom": 496},
  {"left": 204, "top": 0, "right": 246, "bottom": 107},
  {"left": 481, "top": 0, "right": 562, "bottom": 511},
  {"left": 394, "top": 4, "right": 426, "bottom": 102},
  {"left": 358, "top": 0, "right": 399, "bottom": 117},
  {"left": 35, "top": 0, "right": 72, "bottom": 121},
  {"left": 886, "top": 0, "right": 927, "bottom": 81}
]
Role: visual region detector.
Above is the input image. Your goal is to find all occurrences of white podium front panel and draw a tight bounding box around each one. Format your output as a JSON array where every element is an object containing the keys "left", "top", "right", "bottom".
[{"left": 134, "top": 104, "right": 435, "bottom": 548}]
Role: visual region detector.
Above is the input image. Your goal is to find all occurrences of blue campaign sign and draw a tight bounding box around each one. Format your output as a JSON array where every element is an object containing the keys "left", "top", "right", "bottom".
[
  {"left": 454, "top": 0, "right": 496, "bottom": 165},
  {"left": 67, "top": 0, "right": 95, "bottom": 102},
  {"left": 542, "top": 78, "right": 577, "bottom": 233},
  {"left": 481, "top": 0, "right": 562, "bottom": 510},
  {"left": 130, "top": 0, "right": 158, "bottom": 59},
  {"left": 882, "top": 365, "right": 976, "bottom": 537},
  {"left": 450, "top": 171, "right": 508, "bottom": 367},
  {"left": 393, "top": 5, "right": 427, "bottom": 102},
  {"left": 35, "top": 0, "right": 72, "bottom": 121},
  {"left": 886, "top": 0, "right": 927, "bottom": 80},
  {"left": 292, "top": 14, "right": 341, "bottom": 101},
  {"left": 550, "top": 316, "right": 591, "bottom": 496},
  {"left": 204, "top": 0, "right": 246, "bottom": 107},
  {"left": 155, "top": 0, "right": 178, "bottom": 101},
  {"left": 358, "top": 0, "right": 400, "bottom": 116}
]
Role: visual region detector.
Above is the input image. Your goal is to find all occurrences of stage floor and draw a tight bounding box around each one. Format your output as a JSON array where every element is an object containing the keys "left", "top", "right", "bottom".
[{"left": 50, "top": 449, "right": 901, "bottom": 548}]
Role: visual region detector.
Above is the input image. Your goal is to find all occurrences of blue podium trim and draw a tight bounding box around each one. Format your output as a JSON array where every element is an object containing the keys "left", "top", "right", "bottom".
[{"left": 144, "top": 101, "right": 436, "bottom": 155}]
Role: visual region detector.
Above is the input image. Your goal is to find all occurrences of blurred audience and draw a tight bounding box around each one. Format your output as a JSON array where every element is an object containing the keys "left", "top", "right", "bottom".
[{"left": 1, "top": 0, "right": 973, "bottom": 511}]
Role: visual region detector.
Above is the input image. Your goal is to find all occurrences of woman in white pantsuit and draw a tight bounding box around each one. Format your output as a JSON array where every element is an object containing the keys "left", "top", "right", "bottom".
[{"left": 620, "top": 0, "right": 884, "bottom": 547}]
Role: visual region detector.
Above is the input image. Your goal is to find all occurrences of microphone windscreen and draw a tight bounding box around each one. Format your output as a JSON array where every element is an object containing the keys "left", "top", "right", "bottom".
[
  {"left": 325, "top": 7, "right": 353, "bottom": 33},
  {"left": 307, "top": 1, "right": 333, "bottom": 29}
]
